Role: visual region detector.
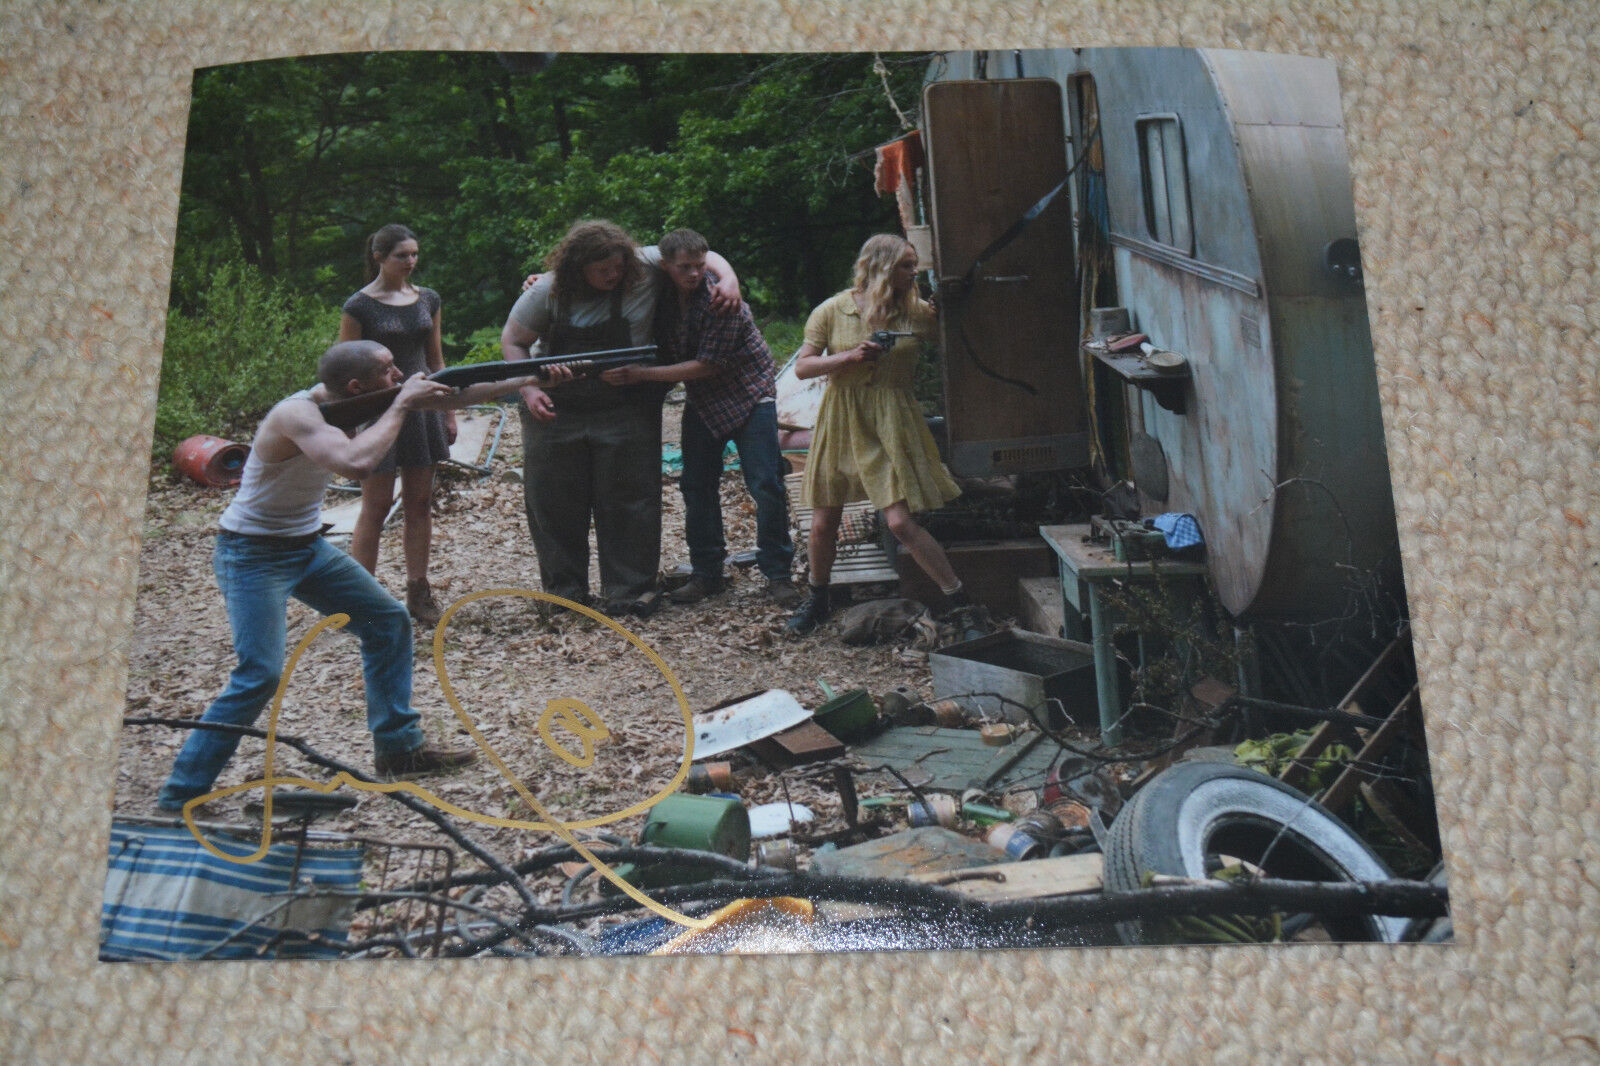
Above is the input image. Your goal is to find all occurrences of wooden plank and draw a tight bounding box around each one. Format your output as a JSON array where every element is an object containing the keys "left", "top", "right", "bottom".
[
  {"left": 896, "top": 539, "right": 1055, "bottom": 616},
  {"left": 922, "top": 78, "right": 1084, "bottom": 475},
  {"left": 1017, "top": 576, "right": 1065, "bottom": 637},
  {"left": 1279, "top": 719, "right": 1359, "bottom": 791},
  {"left": 1319, "top": 685, "right": 1421, "bottom": 812},
  {"left": 446, "top": 409, "right": 496, "bottom": 468},
  {"left": 811, "top": 827, "right": 1006, "bottom": 879},
  {"left": 1284, "top": 627, "right": 1414, "bottom": 791},
  {"left": 1334, "top": 622, "right": 1412, "bottom": 713},
  {"left": 1039, "top": 523, "right": 1208, "bottom": 582},
  {"left": 910, "top": 853, "right": 1104, "bottom": 902},
  {"left": 750, "top": 719, "right": 846, "bottom": 766},
  {"left": 853, "top": 726, "right": 1059, "bottom": 793},
  {"left": 320, "top": 495, "right": 399, "bottom": 538},
  {"left": 1359, "top": 779, "right": 1438, "bottom": 856}
]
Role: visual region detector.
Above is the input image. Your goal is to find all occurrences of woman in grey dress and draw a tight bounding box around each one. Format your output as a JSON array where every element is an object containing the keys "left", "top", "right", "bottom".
[{"left": 339, "top": 223, "right": 453, "bottom": 625}]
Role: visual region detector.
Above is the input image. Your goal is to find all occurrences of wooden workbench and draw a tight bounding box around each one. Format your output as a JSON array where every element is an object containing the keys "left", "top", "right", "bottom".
[{"left": 1039, "top": 523, "right": 1208, "bottom": 744}]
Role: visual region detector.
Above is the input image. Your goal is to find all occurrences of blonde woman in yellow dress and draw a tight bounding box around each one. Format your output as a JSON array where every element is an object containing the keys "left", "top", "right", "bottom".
[{"left": 786, "top": 234, "right": 968, "bottom": 635}]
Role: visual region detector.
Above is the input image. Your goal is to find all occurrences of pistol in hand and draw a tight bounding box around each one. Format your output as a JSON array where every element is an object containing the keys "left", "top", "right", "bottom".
[{"left": 867, "top": 330, "right": 916, "bottom": 351}]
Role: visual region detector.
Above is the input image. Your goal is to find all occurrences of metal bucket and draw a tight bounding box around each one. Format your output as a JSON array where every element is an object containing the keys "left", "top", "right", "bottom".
[
  {"left": 172, "top": 435, "right": 249, "bottom": 488},
  {"left": 815, "top": 680, "right": 877, "bottom": 740}
]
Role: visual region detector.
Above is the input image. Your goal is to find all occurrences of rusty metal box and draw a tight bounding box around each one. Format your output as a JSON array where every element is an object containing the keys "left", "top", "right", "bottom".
[{"left": 930, "top": 629, "right": 1097, "bottom": 728}]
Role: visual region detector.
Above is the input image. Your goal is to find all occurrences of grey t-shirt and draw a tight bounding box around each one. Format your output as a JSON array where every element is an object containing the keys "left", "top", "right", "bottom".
[{"left": 507, "top": 245, "right": 664, "bottom": 352}]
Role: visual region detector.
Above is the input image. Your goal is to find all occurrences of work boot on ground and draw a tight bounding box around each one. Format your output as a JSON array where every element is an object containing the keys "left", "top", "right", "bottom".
[
  {"left": 785, "top": 586, "right": 833, "bottom": 636},
  {"left": 668, "top": 573, "right": 725, "bottom": 604},
  {"left": 765, "top": 578, "right": 804, "bottom": 608},
  {"left": 374, "top": 741, "right": 479, "bottom": 782},
  {"left": 406, "top": 578, "right": 443, "bottom": 627}
]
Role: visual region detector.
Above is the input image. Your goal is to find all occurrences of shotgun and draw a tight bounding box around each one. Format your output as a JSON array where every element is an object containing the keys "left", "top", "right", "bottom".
[{"left": 318, "top": 345, "right": 659, "bottom": 429}]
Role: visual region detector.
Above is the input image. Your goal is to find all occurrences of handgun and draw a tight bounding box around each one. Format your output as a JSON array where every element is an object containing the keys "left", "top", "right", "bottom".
[{"left": 867, "top": 330, "right": 916, "bottom": 350}]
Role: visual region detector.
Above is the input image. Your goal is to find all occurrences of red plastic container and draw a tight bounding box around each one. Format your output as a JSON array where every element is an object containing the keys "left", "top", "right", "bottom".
[{"left": 173, "top": 435, "right": 249, "bottom": 488}]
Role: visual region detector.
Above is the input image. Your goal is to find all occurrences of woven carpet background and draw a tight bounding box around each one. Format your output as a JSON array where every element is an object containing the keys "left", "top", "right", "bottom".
[{"left": 1, "top": 3, "right": 1595, "bottom": 1063}]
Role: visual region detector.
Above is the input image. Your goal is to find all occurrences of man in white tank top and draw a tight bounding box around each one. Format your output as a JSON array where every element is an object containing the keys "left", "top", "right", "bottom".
[{"left": 159, "top": 340, "right": 540, "bottom": 810}]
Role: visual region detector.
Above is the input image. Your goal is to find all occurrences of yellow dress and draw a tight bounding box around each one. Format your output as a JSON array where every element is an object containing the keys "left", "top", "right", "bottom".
[{"left": 800, "top": 290, "right": 962, "bottom": 514}]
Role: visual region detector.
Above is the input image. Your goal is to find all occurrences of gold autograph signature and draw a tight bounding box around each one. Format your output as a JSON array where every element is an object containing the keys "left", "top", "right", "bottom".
[{"left": 177, "top": 588, "right": 713, "bottom": 930}]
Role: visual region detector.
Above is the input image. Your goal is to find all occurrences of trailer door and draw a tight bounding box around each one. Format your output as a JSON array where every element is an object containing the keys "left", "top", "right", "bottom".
[{"left": 922, "top": 78, "right": 1086, "bottom": 476}]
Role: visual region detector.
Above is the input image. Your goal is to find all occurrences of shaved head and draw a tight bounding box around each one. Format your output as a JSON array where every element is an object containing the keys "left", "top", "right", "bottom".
[{"left": 318, "top": 340, "right": 389, "bottom": 397}]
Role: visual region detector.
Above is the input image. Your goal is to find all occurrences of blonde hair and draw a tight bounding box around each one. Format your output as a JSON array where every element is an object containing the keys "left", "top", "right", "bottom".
[{"left": 851, "top": 233, "right": 918, "bottom": 331}]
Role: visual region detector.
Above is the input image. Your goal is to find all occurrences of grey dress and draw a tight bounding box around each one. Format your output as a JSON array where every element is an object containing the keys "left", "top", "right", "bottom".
[{"left": 341, "top": 287, "right": 451, "bottom": 471}]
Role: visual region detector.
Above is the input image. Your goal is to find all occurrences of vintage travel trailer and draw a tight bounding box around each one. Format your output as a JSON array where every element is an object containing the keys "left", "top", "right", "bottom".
[{"left": 918, "top": 48, "right": 1402, "bottom": 625}]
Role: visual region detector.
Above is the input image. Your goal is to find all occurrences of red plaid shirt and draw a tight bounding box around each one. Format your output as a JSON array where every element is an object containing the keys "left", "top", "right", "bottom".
[{"left": 658, "top": 274, "right": 776, "bottom": 440}]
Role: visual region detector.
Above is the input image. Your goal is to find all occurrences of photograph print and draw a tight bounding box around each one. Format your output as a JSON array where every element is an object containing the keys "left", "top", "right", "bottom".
[{"left": 103, "top": 47, "right": 1451, "bottom": 962}]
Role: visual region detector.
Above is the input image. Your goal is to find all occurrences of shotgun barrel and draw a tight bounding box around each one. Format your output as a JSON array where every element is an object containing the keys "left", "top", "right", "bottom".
[{"left": 317, "top": 346, "right": 659, "bottom": 429}]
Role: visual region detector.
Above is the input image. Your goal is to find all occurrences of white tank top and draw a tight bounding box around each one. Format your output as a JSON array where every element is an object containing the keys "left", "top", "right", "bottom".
[{"left": 218, "top": 391, "right": 335, "bottom": 537}]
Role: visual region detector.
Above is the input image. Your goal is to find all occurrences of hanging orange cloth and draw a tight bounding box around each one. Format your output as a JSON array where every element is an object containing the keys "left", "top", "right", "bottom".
[
  {"left": 873, "top": 131, "right": 924, "bottom": 195},
  {"left": 874, "top": 132, "right": 925, "bottom": 232}
]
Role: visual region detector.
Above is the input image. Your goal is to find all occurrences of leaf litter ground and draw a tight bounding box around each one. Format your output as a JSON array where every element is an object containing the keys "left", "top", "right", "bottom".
[{"left": 113, "top": 399, "right": 940, "bottom": 943}]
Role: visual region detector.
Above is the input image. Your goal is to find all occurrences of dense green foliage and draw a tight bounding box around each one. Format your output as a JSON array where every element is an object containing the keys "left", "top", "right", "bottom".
[
  {"left": 158, "top": 262, "right": 341, "bottom": 450},
  {"left": 157, "top": 50, "right": 934, "bottom": 456}
]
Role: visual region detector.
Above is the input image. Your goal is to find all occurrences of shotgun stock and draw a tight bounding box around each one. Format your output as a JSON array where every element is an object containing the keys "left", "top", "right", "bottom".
[{"left": 317, "top": 346, "right": 659, "bottom": 429}]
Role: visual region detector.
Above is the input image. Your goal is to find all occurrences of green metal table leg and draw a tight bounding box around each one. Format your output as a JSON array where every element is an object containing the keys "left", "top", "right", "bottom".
[{"left": 1087, "top": 583, "right": 1123, "bottom": 746}]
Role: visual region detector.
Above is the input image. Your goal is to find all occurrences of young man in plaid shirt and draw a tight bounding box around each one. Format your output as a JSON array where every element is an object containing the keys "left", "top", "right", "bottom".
[{"left": 601, "top": 229, "right": 799, "bottom": 607}]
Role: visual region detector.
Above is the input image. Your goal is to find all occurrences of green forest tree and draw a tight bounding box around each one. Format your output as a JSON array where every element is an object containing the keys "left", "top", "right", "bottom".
[{"left": 159, "top": 50, "right": 933, "bottom": 454}]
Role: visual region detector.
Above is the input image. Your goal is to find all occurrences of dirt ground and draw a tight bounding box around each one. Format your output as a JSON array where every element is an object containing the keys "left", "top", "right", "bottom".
[{"left": 112, "top": 396, "right": 957, "bottom": 936}]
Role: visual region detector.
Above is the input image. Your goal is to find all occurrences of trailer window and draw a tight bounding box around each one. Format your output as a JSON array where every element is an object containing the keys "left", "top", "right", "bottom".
[{"left": 1137, "top": 116, "right": 1193, "bottom": 254}]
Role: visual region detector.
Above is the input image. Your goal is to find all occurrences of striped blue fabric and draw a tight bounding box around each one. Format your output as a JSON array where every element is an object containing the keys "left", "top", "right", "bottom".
[{"left": 100, "top": 821, "right": 362, "bottom": 962}]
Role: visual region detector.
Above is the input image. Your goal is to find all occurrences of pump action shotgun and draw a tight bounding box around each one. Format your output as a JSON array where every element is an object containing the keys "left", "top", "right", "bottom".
[{"left": 317, "top": 345, "right": 659, "bottom": 430}]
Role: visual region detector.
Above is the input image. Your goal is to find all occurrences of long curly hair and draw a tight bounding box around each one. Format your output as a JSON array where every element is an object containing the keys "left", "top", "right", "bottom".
[
  {"left": 544, "top": 219, "right": 644, "bottom": 299},
  {"left": 851, "top": 233, "right": 918, "bottom": 331}
]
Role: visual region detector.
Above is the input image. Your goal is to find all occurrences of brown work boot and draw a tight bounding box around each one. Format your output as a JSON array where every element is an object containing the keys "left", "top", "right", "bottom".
[
  {"left": 668, "top": 573, "right": 724, "bottom": 604},
  {"left": 406, "top": 578, "right": 442, "bottom": 627},
  {"left": 374, "top": 741, "right": 479, "bottom": 782},
  {"left": 765, "top": 577, "right": 803, "bottom": 608}
]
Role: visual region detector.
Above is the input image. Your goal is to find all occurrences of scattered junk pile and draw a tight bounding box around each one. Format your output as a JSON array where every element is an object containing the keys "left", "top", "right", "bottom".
[{"left": 110, "top": 47, "right": 1451, "bottom": 960}]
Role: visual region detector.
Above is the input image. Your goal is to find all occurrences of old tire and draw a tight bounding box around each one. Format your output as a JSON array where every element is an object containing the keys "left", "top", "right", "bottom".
[{"left": 1103, "top": 761, "right": 1407, "bottom": 944}]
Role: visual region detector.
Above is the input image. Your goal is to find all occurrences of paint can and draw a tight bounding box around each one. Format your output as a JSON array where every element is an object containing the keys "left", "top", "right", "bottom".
[
  {"left": 1044, "top": 799, "right": 1092, "bottom": 830},
  {"left": 640, "top": 793, "right": 751, "bottom": 862},
  {"left": 990, "top": 809, "right": 1063, "bottom": 860},
  {"left": 1089, "top": 306, "right": 1131, "bottom": 340},
  {"left": 986, "top": 822, "right": 1039, "bottom": 860},
  {"left": 906, "top": 793, "right": 959, "bottom": 828},
  {"left": 685, "top": 761, "right": 735, "bottom": 794},
  {"left": 172, "top": 435, "right": 249, "bottom": 488}
]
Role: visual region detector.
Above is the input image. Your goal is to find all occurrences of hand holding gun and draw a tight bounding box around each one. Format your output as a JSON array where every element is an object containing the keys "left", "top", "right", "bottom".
[
  {"left": 866, "top": 330, "right": 916, "bottom": 355},
  {"left": 319, "top": 345, "right": 658, "bottom": 429}
]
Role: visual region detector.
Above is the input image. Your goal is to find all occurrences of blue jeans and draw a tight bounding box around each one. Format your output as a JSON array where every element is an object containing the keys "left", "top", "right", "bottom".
[
  {"left": 680, "top": 401, "right": 793, "bottom": 582},
  {"left": 158, "top": 533, "right": 425, "bottom": 809}
]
